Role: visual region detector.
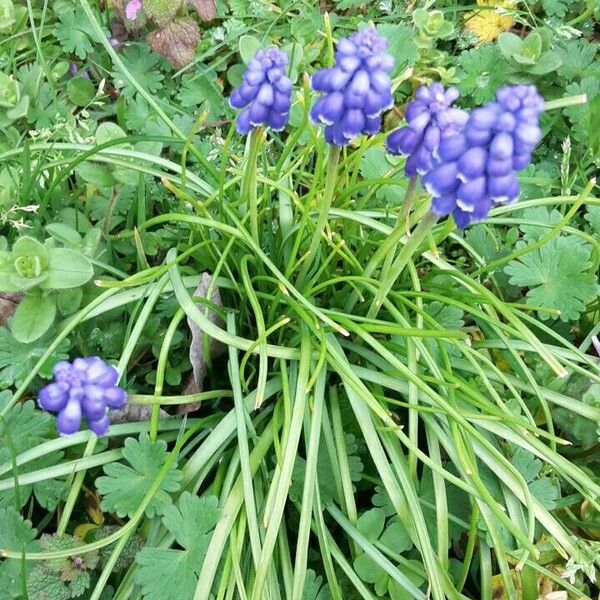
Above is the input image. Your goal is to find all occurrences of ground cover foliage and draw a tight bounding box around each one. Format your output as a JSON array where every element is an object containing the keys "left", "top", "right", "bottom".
[{"left": 0, "top": 0, "right": 600, "bottom": 598}]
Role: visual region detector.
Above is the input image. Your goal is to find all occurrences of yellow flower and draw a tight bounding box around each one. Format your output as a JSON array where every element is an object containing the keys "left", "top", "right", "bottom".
[{"left": 464, "top": 0, "right": 516, "bottom": 44}]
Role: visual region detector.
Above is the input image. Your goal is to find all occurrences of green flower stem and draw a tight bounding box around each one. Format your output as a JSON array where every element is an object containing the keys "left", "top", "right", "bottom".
[
  {"left": 194, "top": 425, "right": 279, "bottom": 600},
  {"left": 323, "top": 12, "right": 335, "bottom": 66},
  {"left": 568, "top": 1, "right": 596, "bottom": 25},
  {"left": 457, "top": 505, "right": 480, "bottom": 592},
  {"left": 544, "top": 94, "right": 588, "bottom": 111},
  {"left": 241, "top": 127, "right": 264, "bottom": 245},
  {"left": 367, "top": 211, "right": 438, "bottom": 319},
  {"left": 128, "top": 390, "right": 233, "bottom": 405},
  {"left": 250, "top": 332, "right": 311, "bottom": 600},
  {"left": 150, "top": 308, "right": 187, "bottom": 441},
  {"left": 56, "top": 436, "right": 97, "bottom": 536},
  {"left": 296, "top": 145, "right": 341, "bottom": 289},
  {"left": 344, "top": 179, "right": 419, "bottom": 314},
  {"left": 398, "top": 176, "right": 419, "bottom": 226},
  {"left": 227, "top": 314, "right": 262, "bottom": 569}
]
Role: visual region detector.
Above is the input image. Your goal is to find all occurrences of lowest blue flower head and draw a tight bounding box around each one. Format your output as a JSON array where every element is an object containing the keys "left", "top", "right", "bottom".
[
  {"left": 422, "top": 84, "right": 545, "bottom": 228},
  {"left": 38, "top": 358, "right": 127, "bottom": 437},
  {"left": 386, "top": 83, "right": 468, "bottom": 177},
  {"left": 311, "top": 27, "right": 395, "bottom": 146},
  {"left": 230, "top": 48, "right": 293, "bottom": 135}
]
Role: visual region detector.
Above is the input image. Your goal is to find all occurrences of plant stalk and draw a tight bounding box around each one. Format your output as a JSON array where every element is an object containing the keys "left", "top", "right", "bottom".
[
  {"left": 544, "top": 94, "right": 587, "bottom": 111},
  {"left": 367, "top": 211, "right": 438, "bottom": 319},
  {"left": 241, "top": 127, "right": 263, "bottom": 245},
  {"left": 296, "top": 145, "right": 341, "bottom": 288},
  {"left": 344, "top": 177, "right": 419, "bottom": 314},
  {"left": 57, "top": 436, "right": 98, "bottom": 536}
]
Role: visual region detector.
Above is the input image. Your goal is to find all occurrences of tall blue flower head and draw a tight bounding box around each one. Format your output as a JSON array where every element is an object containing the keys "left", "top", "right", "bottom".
[
  {"left": 38, "top": 358, "right": 127, "bottom": 437},
  {"left": 422, "top": 84, "right": 545, "bottom": 228},
  {"left": 229, "top": 48, "right": 293, "bottom": 135},
  {"left": 386, "top": 83, "right": 468, "bottom": 177},
  {"left": 310, "top": 27, "right": 395, "bottom": 146}
]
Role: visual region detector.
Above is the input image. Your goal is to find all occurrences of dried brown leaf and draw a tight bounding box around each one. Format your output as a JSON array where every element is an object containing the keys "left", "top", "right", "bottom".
[
  {"left": 110, "top": 404, "right": 168, "bottom": 424},
  {"left": 146, "top": 18, "right": 200, "bottom": 68},
  {"left": 187, "top": 0, "right": 217, "bottom": 21},
  {"left": 181, "top": 273, "right": 224, "bottom": 414},
  {"left": 0, "top": 293, "right": 20, "bottom": 326}
]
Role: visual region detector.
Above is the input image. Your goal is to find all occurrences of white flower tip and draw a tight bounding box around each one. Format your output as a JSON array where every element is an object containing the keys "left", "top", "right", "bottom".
[{"left": 456, "top": 199, "right": 475, "bottom": 213}]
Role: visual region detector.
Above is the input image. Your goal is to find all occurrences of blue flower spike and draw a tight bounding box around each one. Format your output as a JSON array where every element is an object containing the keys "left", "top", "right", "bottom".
[
  {"left": 422, "top": 84, "right": 545, "bottom": 228},
  {"left": 230, "top": 48, "right": 293, "bottom": 135},
  {"left": 38, "top": 357, "right": 127, "bottom": 437},
  {"left": 386, "top": 83, "right": 468, "bottom": 177},
  {"left": 310, "top": 26, "right": 395, "bottom": 146}
]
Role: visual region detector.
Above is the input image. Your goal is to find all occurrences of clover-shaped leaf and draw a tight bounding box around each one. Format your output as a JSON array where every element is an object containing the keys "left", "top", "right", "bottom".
[
  {"left": 135, "top": 492, "right": 219, "bottom": 600},
  {"left": 96, "top": 434, "right": 182, "bottom": 518},
  {"left": 353, "top": 508, "right": 418, "bottom": 596},
  {"left": 505, "top": 236, "right": 599, "bottom": 322}
]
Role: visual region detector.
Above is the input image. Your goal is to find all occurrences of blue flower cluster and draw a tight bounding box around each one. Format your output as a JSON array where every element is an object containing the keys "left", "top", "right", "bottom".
[
  {"left": 230, "top": 48, "right": 293, "bottom": 135},
  {"left": 421, "top": 84, "right": 544, "bottom": 228},
  {"left": 310, "top": 27, "right": 395, "bottom": 146},
  {"left": 386, "top": 83, "right": 467, "bottom": 177},
  {"left": 38, "top": 358, "right": 127, "bottom": 436}
]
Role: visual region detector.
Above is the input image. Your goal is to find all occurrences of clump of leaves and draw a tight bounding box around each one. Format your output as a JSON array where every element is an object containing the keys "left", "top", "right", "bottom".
[
  {"left": 134, "top": 492, "right": 220, "bottom": 600},
  {"left": 511, "top": 447, "right": 560, "bottom": 510},
  {"left": 553, "top": 377, "right": 600, "bottom": 449},
  {"left": 0, "top": 236, "right": 94, "bottom": 343},
  {"left": 497, "top": 30, "right": 562, "bottom": 80},
  {"left": 0, "top": 328, "right": 70, "bottom": 387},
  {"left": 290, "top": 432, "right": 363, "bottom": 505},
  {"left": 0, "top": 73, "right": 29, "bottom": 128},
  {"left": 0, "top": 507, "right": 38, "bottom": 599},
  {"left": 504, "top": 208, "right": 600, "bottom": 321},
  {"left": 0, "top": 395, "right": 69, "bottom": 510},
  {"left": 53, "top": 7, "right": 102, "bottom": 60},
  {"left": 0, "top": 0, "right": 27, "bottom": 34},
  {"left": 93, "top": 526, "right": 145, "bottom": 572},
  {"left": 27, "top": 534, "right": 99, "bottom": 600},
  {"left": 303, "top": 570, "right": 331, "bottom": 600},
  {"left": 412, "top": 7, "right": 455, "bottom": 81},
  {"left": 96, "top": 434, "right": 182, "bottom": 518},
  {"left": 352, "top": 508, "right": 425, "bottom": 598},
  {"left": 455, "top": 44, "right": 509, "bottom": 104},
  {"left": 113, "top": 0, "right": 217, "bottom": 68}
]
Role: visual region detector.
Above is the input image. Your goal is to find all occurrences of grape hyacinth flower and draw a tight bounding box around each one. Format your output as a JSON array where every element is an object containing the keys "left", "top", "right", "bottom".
[
  {"left": 422, "top": 84, "right": 545, "bottom": 228},
  {"left": 386, "top": 83, "right": 468, "bottom": 177},
  {"left": 229, "top": 48, "right": 293, "bottom": 135},
  {"left": 310, "top": 27, "right": 395, "bottom": 146},
  {"left": 38, "top": 358, "right": 127, "bottom": 437}
]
